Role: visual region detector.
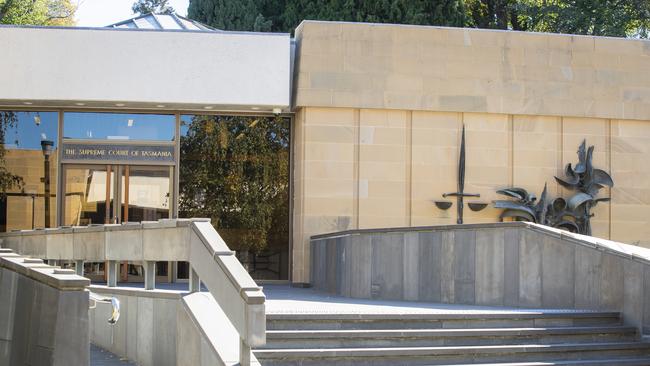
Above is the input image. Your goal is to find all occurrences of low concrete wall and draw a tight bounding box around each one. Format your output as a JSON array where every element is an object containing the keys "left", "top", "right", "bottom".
[
  {"left": 0, "top": 249, "right": 90, "bottom": 365},
  {"left": 178, "top": 292, "right": 261, "bottom": 366},
  {"left": 311, "top": 222, "right": 650, "bottom": 335},
  {"left": 89, "top": 286, "right": 180, "bottom": 366},
  {"left": 0, "top": 219, "right": 200, "bottom": 262}
]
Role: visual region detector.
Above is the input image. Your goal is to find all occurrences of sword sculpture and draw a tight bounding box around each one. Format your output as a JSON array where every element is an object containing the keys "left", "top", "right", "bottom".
[{"left": 442, "top": 125, "right": 480, "bottom": 224}]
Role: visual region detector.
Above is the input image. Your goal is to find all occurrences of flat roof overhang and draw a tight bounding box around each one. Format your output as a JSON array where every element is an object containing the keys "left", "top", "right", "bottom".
[{"left": 0, "top": 25, "right": 292, "bottom": 113}]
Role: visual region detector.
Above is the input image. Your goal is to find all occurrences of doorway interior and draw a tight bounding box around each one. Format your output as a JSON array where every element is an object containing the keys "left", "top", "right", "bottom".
[{"left": 62, "top": 163, "right": 175, "bottom": 282}]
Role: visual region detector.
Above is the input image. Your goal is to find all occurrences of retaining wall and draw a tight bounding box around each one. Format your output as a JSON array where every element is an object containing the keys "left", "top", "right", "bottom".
[{"left": 311, "top": 222, "right": 650, "bottom": 335}]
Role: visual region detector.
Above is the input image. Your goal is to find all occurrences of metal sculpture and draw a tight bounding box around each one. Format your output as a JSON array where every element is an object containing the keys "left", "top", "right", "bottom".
[
  {"left": 494, "top": 140, "right": 612, "bottom": 235},
  {"left": 554, "top": 140, "right": 613, "bottom": 235},
  {"left": 494, "top": 184, "right": 579, "bottom": 233},
  {"left": 442, "top": 125, "right": 482, "bottom": 224}
]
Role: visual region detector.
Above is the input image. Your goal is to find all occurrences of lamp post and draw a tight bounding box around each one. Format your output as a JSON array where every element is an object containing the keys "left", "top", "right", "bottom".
[{"left": 41, "top": 140, "right": 53, "bottom": 228}]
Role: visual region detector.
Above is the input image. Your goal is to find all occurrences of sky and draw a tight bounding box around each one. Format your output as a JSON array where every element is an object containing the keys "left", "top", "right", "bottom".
[{"left": 75, "top": 0, "right": 190, "bottom": 27}]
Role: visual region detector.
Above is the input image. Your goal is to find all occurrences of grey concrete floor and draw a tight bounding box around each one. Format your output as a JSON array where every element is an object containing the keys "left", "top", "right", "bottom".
[
  {"left": 90, "top": 344, "right": 136, "bottom": 366},
  {"left": 94, "top": 282, "right": 600, "bottom": 316}
]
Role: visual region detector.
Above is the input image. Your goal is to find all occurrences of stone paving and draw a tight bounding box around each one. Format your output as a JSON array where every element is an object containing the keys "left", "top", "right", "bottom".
[
  {"left": 262, "top": 284, "right": 602, "bottom": 315},
  {"left": 90, "top": 344, "right": 136, "bottom": 366},
  {"left": 101, "top": 281, "right": 602, "bottom": 316}
]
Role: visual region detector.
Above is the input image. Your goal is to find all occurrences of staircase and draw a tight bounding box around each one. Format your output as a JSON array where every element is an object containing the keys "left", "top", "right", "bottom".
[{"left": 255, "top": 310, "right": 650, "bottom": 366}]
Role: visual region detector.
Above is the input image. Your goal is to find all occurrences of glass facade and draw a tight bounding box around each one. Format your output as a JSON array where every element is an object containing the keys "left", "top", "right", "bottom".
[
  {"left": 0, "top": 111, "right": 58, "bottom": 231},
  {"left": 1, "top": 109, "right": 291, "bottom": 282},
  {"left": 180, "top": 114, "right": 291, "bottom": 280},
  {"left": 63, "top": 112, "right": 176, "bottom": 141}
]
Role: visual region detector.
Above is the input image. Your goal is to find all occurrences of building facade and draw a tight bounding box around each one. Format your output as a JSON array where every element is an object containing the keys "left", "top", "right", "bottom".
[{"left": 2, "top": 20, "right": 650, "bottom": 285}]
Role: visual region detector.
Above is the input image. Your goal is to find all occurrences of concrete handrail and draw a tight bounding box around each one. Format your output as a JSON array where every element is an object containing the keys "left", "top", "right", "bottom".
[
  {"left": 0, "top": 218, "right": 266, "bottom": 365},
  {"left": 188, "top": 221, "right": 266, "bottom": 363},
  {"left": 0, "top": 248, "right": 90, "bottom": 365}
]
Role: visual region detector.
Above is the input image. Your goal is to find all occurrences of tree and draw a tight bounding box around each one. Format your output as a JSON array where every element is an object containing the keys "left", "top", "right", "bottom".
[
  {"left": 131, "top": 0, "right": 175, "bottom": 15},
  {"left": 0, "top": 112, "right": 23, "bottom": 197},
  {"left": 188, "top": 0, "right": 649, "bottom": 38},
  {"left": 0, "top": 0, "right": 76, "bottom": 26},
  {"left": 188, "top": 0, "right": 466, "bottom": 32},
  {"left": 188, "top": 0, "right": 271, "bottom": 31},
  {"left": 179, "top": 115, "right": 290, "bottom": 255}
]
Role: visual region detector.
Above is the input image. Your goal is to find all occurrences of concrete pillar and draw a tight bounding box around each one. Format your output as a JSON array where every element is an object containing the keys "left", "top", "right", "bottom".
[
  {"left": 107, "top": 260, "right": 119, "bottom": 287},
  {"left": 48, "top": 259, "right": 58, "bottom": 267},
  {"left": 75, "top": 260, "right": 84, "bottom": 276},
  {"left": 144, "top": 261, "right": 156, "bottom": 290},
  {"left": 240, "top": 338, "right": 251, "bottom": 366},
  {"left": 189, "top": 266, "right": 200, "bottom": 293}
]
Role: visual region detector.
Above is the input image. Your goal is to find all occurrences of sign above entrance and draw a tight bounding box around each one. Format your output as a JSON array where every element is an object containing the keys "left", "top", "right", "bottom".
[{"left": 62, "top": 143, "right": 175, "bottom": 164}]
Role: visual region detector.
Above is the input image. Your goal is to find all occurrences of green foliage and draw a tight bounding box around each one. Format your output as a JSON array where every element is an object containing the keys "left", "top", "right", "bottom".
[
  {"left": 0, "top": 0, "right": 76, "bottom": 25},
  {"left": 0, "top": 112, "right": 24, "bottom": 197},
  {"left": 132, "top": 0, "right": 175, "bottom": 15},
  {"left": 189, "top": 0, "right": 466, "bottom": 32},
  {"left": 179, "top": 115, "right": 290, "bottom": 253},
  {"left": 188, "top": 0, "right": 650, "bottom": 38}
]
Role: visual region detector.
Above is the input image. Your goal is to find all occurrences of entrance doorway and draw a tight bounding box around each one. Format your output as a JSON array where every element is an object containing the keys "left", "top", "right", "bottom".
[
  {"left": 62, "top": 164, "right": 173, "bottom": 225},
  {"left": 62, "top": 164, "right": 174, "bottom": 283}
]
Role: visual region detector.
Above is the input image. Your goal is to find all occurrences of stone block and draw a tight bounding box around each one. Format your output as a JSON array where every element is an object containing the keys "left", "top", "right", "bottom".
[
  {"left": 600, "top": 254, "right": 624, "bottom": 310},
  {"left": 325, "top": 238, "right": 338, "bottom": 294},
  {"left": 52, "top": 290, "right": 89, "bottom": 366},
  {"left": 574, "top": 246, "right": 602, "bottom": 310},
  {"left": 643, "top": 266, "right": 650, "bottom": 334},
  {"left": 176, "top": 305, "right": 201, "bottom": 366},
  {"left": 541, "top": 236, "right": 575, "bottom": 308},
  {"left": 136, "top": 297, "right": 154, "bottom": 366},
  {"left": 0, "top": 269, "right": 18, "bottom": 341},
  {"left": 453, "top": 230, "right": 476, "bottom": 304},
  {"left": 519, "top": 230, "right": 542, "bottom": 307},
  {"left": 143, "top": 227, "right": 189, "bottom": 261},
  {"left": 45, "top": 233, "right": 73, "bottom": 260},
  {"left": 418, "top": 231, "right": 442, "bottom": 302},
  {"left": 503, "top": 229, "right": 520, "bottom": 307},
  {"left": 153, "top": 298, "right": 177, "bottom": 366},
  {"left": 72, "top": 230, "right": 105, "bottom": 261},
  {"left": 126, "top": 295, "right": 138, "bottom": 362},
  {"left": 440, "top": 231, "right": 455, "bottom": 303},
  {"left": 475, "top": 229, "right": 505, "bottom": 306},
  {"left": 371, "top": 233, "right": 404, "bottom": 300},
  {"left": 106, "top": 229, "right": 143, "bottom": 261},
  {"left": 403, "top": 232, "right": 420, "bottom": 301},
  {"left": 623, "top": 259, "right": 644, "bottom": 328},
  {"left": 349, "top": 235, "right": 372, "bottom": 299}
]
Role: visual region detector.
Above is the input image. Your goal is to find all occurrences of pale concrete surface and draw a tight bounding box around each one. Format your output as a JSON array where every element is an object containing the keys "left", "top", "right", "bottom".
[
  {"left": 91, "top": 344, "right": 136, "bottom": 366},
  {"left": 0, "top": 26, "right": 290, "bottom": 112},
  {"left": 263, "top": 284, "right": 601, "bottom": 316}
]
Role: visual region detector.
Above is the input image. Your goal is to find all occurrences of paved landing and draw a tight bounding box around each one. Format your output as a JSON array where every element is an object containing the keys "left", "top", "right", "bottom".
[
  {"left": 92, "top": 282, "right": 601, "bottom": 316},
  {"left": 90, "top": 344, "right": 136, "bottom": 366},
  {"left": 263, "top": 285, "right": 601, "bottom": 315}
]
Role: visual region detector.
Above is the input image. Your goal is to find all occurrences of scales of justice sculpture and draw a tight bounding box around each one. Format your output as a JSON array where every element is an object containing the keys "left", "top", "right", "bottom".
[
  {"left": 434, "top": 125, "right": 487, "bottom": 224},
  {"left": 433, "top": 124, "right": 612, "bottom": 235}
]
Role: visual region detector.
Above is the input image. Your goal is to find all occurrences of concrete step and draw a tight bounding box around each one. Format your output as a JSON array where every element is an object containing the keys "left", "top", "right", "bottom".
[
  {"left": 266, "top": 311, "right": 622, "bottom": 330},
  {"left": 263, "top": 326, "right": 638, "bottom": 349},
  {"left": 254, "top": 342, "right": 650, "bottom": 366}
]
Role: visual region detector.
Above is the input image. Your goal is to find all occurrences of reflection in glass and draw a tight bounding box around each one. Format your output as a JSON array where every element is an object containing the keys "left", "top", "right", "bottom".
[
  {"left": 63, "top": 112, "right": 176, "bottom": 141},
  {"left": 122, "top": 166, "right": 172, "bottom": 222},
  {"left": 179, "top": 115, "right": 290, "bottom": 280},
  {"left": 0, "top": 111, "right": 58, "bottom": 231},
  {"left": 64, "top": 166, "right": 114, "bottom": 226}
]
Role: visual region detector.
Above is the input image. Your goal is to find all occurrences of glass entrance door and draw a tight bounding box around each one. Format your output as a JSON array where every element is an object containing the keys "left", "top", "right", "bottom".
[{"left": 63, "top": 164, "right": 173, "bottom": 226}]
